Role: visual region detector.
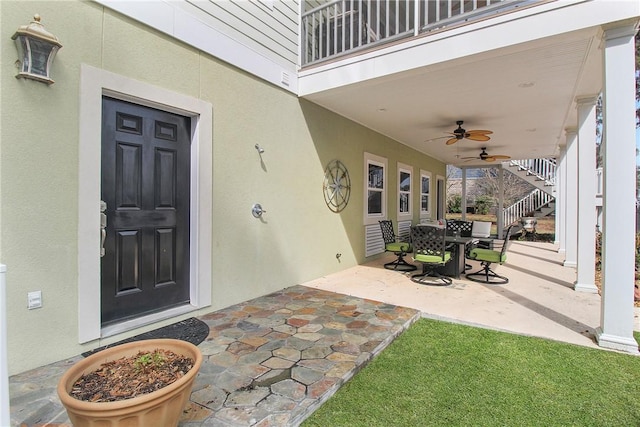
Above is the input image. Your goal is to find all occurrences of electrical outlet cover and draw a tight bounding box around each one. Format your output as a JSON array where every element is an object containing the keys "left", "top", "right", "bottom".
[{"left": 28, "top": 291, "right": 42, "bottom": 309}]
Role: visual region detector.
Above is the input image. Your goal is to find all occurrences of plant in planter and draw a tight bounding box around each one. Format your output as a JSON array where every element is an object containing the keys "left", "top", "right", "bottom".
[{"left": 57, "top": 339, "right": 202, "bottom": 427}]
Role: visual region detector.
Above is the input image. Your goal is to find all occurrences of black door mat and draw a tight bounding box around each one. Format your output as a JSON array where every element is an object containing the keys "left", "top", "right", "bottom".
[{"left": 82, "top": 317, "right": 209, "bottom": 357}]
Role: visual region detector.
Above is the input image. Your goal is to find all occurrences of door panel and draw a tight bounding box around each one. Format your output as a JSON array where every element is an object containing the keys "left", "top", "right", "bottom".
[
  {"left": 101, "top": 97, "right": 191, "bottom": 326},
  {"left": 116, "top": 229, "right": 141, "bottom": 294},
  {"left": 116, "top": 143, "right": 142, "bottom": 208},
  {"left": 155, "top": 228, "right": 176, "bottom": 286}
]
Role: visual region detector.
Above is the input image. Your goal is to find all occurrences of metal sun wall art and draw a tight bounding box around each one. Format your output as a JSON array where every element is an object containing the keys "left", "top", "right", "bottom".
[{"left": 323, "top": 160, "right": 351, "bottom": 213}]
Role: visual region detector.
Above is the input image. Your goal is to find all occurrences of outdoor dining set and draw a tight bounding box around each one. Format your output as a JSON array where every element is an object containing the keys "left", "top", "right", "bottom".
[{"left": 379, "top": 219, "right": 515, "bottom": 286}]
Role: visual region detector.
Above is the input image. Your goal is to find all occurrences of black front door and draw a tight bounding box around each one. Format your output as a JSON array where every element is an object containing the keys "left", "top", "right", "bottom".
[{"left": 101, "top": 97, "right": 191, "bottom": 326}]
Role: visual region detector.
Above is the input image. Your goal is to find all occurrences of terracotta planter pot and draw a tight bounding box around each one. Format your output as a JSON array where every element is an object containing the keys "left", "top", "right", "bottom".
[{"left": 57, "top": 339, "right": 202, "bottom": 427}]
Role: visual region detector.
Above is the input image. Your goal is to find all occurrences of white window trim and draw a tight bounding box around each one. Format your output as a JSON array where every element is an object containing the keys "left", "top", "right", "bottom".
[
  {"left": 78, "top": 64, "right": 213, "bottom": 343},
  {"left": 364, "top": 152, "right": 387, "bottom": 225},
  {"left": 420, "top": 169, "right": 432, "bottom": 219},
  {"left": 397, "top": 162, "right": 412, "bottom": 220}
]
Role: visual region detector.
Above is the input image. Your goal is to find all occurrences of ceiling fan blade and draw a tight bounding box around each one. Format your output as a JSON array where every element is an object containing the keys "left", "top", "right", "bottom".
[
  {"left": 445, "top": 137, "right": 459, "bottom": 145},
  {"left": 460, "top": 156, "right": 479, "bottom": 160},
  {"left": 484, "top": 156, "right": 497, "bottom": 162},
  {"left": 466, "top": 130, "right": 493, "bottom": 135},
  {"left": 466, "top": 134, "right": 491, "bottom": 141},
  {"left": 491, "top": 155, "right": 511, "bottom": 159}
]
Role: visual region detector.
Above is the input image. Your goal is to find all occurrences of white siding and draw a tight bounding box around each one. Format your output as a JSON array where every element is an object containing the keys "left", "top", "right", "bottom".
[
  {"left": 181, "top": 0, "right": 299, "bottom": 67},
  {"left": 365, "top": 224, "right": 385, "bottom": 257},
  {"left": 96, "top": 0, "right": 300, "bottom": 92},
  {"left": 397, "top": 220, "right": 412, "bottom": 243}
]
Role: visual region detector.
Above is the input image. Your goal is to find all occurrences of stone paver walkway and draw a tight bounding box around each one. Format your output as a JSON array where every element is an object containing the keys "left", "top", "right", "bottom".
[{"left": 10, "top": 285, "right": 419, "bottom": 426}]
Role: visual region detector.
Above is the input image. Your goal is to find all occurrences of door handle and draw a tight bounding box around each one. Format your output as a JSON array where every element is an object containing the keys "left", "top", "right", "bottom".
[{"left": 100, "top": 200, "right": 107, "bottom": 257}]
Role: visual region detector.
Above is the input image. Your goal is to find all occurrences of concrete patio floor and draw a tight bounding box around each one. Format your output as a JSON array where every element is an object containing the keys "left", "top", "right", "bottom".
[
  {"left": 9, "top": 240, "right": 628, "bottom": 426},
  {"left": 308, "top": 240, "right": 604, "bottom": 349}
]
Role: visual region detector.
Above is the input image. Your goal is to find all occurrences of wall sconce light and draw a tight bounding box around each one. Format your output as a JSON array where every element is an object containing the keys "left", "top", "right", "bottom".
[
  {"left": 255, "top": 144, "right": 265, "bottom": 154},
  {"left": 12, "top": 14, "right": 62, "bottom": 85}
]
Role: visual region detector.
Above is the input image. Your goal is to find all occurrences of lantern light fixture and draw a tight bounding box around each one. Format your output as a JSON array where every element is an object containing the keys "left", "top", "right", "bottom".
[{"left": 12, "top": 14, "right": 62, "bottom": 85}]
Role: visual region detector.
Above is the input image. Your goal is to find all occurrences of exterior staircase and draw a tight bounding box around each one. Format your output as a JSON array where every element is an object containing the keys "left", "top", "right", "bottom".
[
  {"left": 503, "top": 158, "right": 556, "bottom": 196},
  {"left": 502, "top": 158, "right": 556, "bottom": 228}
]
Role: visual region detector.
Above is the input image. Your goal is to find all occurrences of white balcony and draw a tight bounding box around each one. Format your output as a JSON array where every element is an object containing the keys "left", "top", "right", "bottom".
[
  {"left": 298, "top": 1, "right": 638, "bottom": 171},
  {"left": 302, "top": 0, "right": 538, "bottom": 66}
]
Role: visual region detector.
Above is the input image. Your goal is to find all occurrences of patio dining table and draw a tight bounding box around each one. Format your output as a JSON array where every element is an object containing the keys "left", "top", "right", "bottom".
[{"left": 437, "top": 235, "right": 474, "bottom": 279}]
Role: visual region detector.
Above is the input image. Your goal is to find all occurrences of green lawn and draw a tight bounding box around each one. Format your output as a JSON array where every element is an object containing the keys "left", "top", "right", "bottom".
[
  {"left": 445, "top": 213, "right": 556, "bottom": 235},
  {"left": 303, "top": 319, "right": 640, "bottom": 427},
  {"left": 445, "top": 214, "right": 556, "bottom": 242}
]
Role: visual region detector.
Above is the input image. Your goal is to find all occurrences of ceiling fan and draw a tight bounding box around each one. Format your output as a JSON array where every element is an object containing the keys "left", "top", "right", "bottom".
[
  {"left": 445, "top": 120, "right": 493, "bottom": 145},
  {"left": 461, "top": 147, "right": 511, "bottom": 162}
]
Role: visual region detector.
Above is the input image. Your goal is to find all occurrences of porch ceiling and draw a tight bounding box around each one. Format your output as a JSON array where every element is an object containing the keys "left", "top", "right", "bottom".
[{"left": 299, "top": 27, "right": 604, "bottom": 168}]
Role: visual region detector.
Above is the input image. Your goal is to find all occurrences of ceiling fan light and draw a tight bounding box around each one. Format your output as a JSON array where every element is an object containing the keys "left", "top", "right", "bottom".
[{"left": 440, "top": 121, "right": 492, "bottom": 146}]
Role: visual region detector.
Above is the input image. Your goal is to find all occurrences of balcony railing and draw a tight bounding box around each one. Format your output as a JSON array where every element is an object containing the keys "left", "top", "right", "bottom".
[{"left": 302, "top": 0, "right": 538, "bottom": 66}]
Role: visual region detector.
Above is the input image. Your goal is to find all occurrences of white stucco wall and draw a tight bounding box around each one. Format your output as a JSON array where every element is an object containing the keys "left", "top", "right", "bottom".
[{"left": 0, "top": 1, "right": 444, "bottom": 375}]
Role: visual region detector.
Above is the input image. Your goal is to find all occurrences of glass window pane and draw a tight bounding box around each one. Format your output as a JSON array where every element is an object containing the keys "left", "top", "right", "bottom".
[
  {"left": 399, "top": 172, "right": 411, "bottom": 192},
  {"left": 368, "top": 190, "right": 382, "bottom": 214},
  {"left": 30, "top": 39, "right": 53, "bottom": 77},
  {"left": 421, "top": 195, "right": 429, "bottom": 211},
  {"left": 368, "top": 164, "right": 384, "bottom": 189},
  {"left": 17, "top": 38, "right": 29, "bottom": 72},
  {"left": 400, "top": 193, "right": 409, "bottom": 213},
  {"left": 422, "top": 176, "right": 430, "bottom": 194}
]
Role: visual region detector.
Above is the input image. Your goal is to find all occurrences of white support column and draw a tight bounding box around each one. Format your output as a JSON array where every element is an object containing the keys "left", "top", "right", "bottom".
[
  {"left": 555, "top": 145, "right": 566, "bottom": 252},
  {"left": 563, "top": 129, "right": 578, "bottom": 268},
  {"left": 497, "top": 167, "right": 504, "bottom": 239},
  {"left": 574, "top": 96, "right": 599, "bottom": 293},
  {"left": 596, "top": 24, "right": 639, "bottom": 353},
  {"left": 461, "top": 168, "right": 467, "bottom": 221}
]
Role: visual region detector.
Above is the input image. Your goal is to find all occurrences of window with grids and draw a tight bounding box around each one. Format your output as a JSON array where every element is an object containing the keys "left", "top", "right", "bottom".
[
  {"left": 365, "top": 153, "right": 387, "bottom": 223},
  {"left": 398, "top": 163, "right": 412, "bottom": 218},
  {"left": 420, "top": 170, "right": 432, "bottom": 217}
]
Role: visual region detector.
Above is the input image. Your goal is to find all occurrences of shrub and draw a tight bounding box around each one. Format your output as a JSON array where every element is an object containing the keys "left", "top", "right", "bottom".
[
  {"left": 636, "top": 232, "right": 640, "bottom": 272},
  {"left": 447, "top": 194, "right": 462, "bottom": 213},
  {"left": 474, "top": 195, "right": 493, "bottom": 215}
]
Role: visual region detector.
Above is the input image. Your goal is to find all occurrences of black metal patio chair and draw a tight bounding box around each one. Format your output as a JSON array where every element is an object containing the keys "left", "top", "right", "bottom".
[
  {"left": 379, "top": 220, "right": 416, "bottom": 271},
  {"left": 465, "top": 225, "right": 515, "bottom": 285},
  {"left": 445, "top": 219, "right": 473, "bottom": 237},
  {"left": 410, "top": 224, "right": 452, "bottom": 286}
]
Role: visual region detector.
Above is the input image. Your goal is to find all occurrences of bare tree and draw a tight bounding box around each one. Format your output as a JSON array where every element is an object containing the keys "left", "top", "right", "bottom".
[
  {"left": 474, "top": 168, "right": 535, "bottom": 207},
  {"left": 446, "top": 165, "right": 460, "bottom": 193}
]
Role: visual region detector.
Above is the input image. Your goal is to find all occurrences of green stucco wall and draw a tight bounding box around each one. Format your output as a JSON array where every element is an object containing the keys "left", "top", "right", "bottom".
[{"left": 0, "top": 1, "right": 444, "bottom": 375}]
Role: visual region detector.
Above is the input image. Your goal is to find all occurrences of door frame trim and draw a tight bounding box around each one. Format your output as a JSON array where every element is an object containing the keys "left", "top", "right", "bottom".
[
  {"left": 78, "top": 64, "right": 212, "bottom": 343},
  {"left": 436, "top": 174, "right": 445, "bottom": 220}
]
